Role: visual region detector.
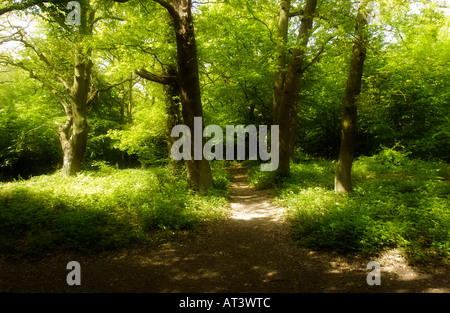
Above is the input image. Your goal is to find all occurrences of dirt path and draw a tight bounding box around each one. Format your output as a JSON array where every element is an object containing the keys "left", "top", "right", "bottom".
[{"left": 0, "top": 164, "right": 448, "bottom": 293}]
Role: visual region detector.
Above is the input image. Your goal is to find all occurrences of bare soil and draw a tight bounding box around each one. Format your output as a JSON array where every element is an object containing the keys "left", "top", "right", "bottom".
[{"left": 0, "top": 164, "right": 448, "bottom": 293}]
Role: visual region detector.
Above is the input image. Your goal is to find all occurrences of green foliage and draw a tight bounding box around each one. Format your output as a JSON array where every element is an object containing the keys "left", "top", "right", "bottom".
[
  {"left": 0, "top": 0, "right": 449, "bottom": 268},
  {"left": 290, "top": 1, "right": 450, "bottom": 161},
  {"left": 107, "top": 104, "right": 168, "bottom": 166},
  {"left": 0, "top": 166, "right": 230, "bottom": 259},
  {"left": 211, "top": 161, "right": 233, "bottom": 192},
  {"left": 197, "top": 0, "right": 278, "bottom": 127},
  {"left": 2, "top": 0, "right": 449, "bottom": 179},
  {"left": 248, "top": 158, "right": 336, "bottom": 191},
  {"left": 0, "top": 69, "right": 62, "bottom": 179},
  {"left": 266, "top": 148, "right": 449, "bottom": 265},
  {"left": 358, "top": 2, "right": 450, "bottom": 161},
  {"left": 247, "top": 167, "right": 277, "bottom": 190}
]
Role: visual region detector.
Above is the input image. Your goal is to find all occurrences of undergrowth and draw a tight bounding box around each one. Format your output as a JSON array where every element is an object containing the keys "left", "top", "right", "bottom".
[{"left": 0, "top": 164, "right": 230, "bottom": 259}]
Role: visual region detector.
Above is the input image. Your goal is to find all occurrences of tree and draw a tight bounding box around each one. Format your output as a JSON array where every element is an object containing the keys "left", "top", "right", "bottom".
[
  {"left": 168, "top": 0, "right": 214, "bottom": 191},
  {"left": 275, "top": 0, "right": 318, "bottom": 177},
  {"left": 114, "top": 0, "right": 214, "bottom": 192},
  {"left": 334, "top": 0, "right": 370, "bottom": 192},
  {"left": 0, "top": 1, "right": 129, "bottom": 177},
  {"left": 0, "top": 11, "right": 94, "bottom": 176}
]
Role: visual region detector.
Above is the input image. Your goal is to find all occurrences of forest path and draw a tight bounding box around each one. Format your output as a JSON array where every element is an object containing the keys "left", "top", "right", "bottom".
[{"left": 0, "top": 164, "right": 448, "bottom": 293}]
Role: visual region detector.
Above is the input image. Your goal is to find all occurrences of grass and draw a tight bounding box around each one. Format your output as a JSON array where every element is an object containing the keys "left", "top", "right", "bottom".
[
  {"left": 248, "top": 148, "right": 449, "bottom": 265},
  {"left": 0, "top": 164, "right": 231, "bottom": 259}
]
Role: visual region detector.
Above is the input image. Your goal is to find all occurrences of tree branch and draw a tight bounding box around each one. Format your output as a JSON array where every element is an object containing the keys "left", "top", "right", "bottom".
[
  {"left": 0, "top": 0, "right": 41, "bottom": 16},
  {"left": 112, "top": 0, "right": 178, "bottom": 24},
  {"left": 289, "top": 10, "right": 304, "bottom": 18},
  {"left": 0, "top": 56, "right": 71, "bottom": 115},
  {"left": 301, "top": 36, "right": 336, "bottom": 73},
  {"left": 87, "top": 76, "right": 135, "bottom": 105},
  {"left": 135, "top": 68, "right": 177, "bottom": 86},
  {"left": 92, "top": 15, "right": 126, "bottom": 26},
  {"left": 12, "top": 28, "right": 71, "bottom": 91},
  {"left": 152, "top": 0, "right": 178, "bottom": 20},
  {"left": 245, "top": 1, "right": 275, "bottom": 44}
]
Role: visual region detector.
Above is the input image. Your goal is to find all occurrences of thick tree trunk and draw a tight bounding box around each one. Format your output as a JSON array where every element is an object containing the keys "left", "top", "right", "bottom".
[
  {"left": 276, "top": 0, "right": 317, "bottom": 177},
  {"left": 57, "top": 6, "right": 96, "bottom": 177},
  {"left": 60, "top": 119, "right": 88, "bottom": 177},
  {"left": 335, "top": 0, "right": 370, "bottom": 192},
  {"left": 171, "top": 0, "right": 214, "bottom": 192},
  {"left": 59, "top": 34, "right": 93, "bottom": 176}
]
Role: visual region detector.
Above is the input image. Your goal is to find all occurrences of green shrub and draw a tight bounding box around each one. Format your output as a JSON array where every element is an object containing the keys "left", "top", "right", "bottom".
[
  {"left": 247, "top": 166, "right": 277, "bottom": 190},
  {"left": 278, "top": 151, "right": 449, "bottom": 265},
  {"left": 211, "top": 162, "right": 233, "bottom": 192},
  {"left": 0, "top": 166, "right": 230, "bottom": 259}
]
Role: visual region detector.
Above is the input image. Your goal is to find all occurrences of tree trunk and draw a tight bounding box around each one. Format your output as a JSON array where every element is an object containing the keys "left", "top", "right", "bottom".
[
  {"left": 171, "top": 0, "right": 214, "bottom": 192},
  {"left": 335, "top": 0, "right": 370, "bottom": 192},
  {"left": 60, "top": 46, "right": 92, "bottom": 177},
  {"left": 60, "top": 119, "right": 88, "bottom": 177},
  {"left": 276, "top": 0, "right": 317, "bottom": 177},
  {"left": 272, "top": 0, "right": 291, "bottom": 126},
  {"left": 58, "top": 2, "right": 95, "bottom": 177}
]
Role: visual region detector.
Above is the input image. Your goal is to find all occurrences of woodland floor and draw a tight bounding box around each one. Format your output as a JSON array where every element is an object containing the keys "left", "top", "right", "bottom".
[{"left": 0, "top": 164, "right": 448, "bottom": 293}]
